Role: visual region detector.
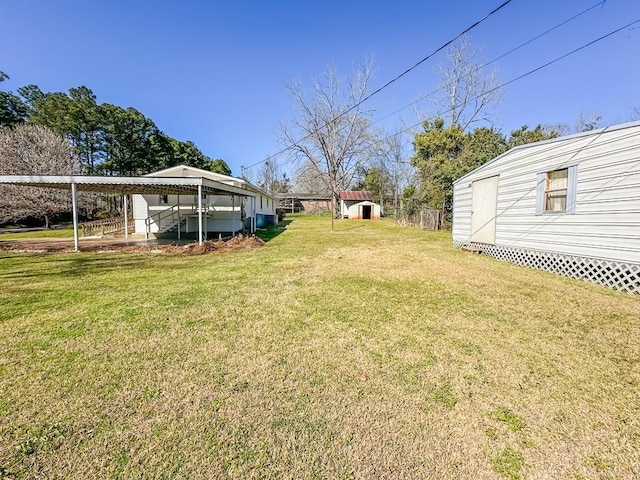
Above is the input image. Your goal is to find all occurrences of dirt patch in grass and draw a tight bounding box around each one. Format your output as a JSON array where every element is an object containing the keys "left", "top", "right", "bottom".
[
  {"left": 124, "top": 236, "right": 266, "bottom": 255},
  {"left": 0, "top": 235, "right": 265, "bottom": 254}
]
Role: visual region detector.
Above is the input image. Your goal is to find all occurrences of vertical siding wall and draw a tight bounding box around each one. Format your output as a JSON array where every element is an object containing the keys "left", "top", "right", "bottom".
[
  {"left": 453, "top": 124, "right": 640, "bottom": 264},
  {"left": 132, "top": 194, "right": 149, "bottom": 233}
]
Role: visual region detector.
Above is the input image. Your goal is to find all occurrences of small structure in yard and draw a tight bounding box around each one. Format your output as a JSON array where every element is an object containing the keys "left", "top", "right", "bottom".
[
  {"left": 452, "top": 121, "right": 640, "bottom": 293},
  {"left": 275, "top": 192, "right": 332, "bottom": 214},
  {"left": 339, "top": 191, "right": 381, "bottom": 220}
]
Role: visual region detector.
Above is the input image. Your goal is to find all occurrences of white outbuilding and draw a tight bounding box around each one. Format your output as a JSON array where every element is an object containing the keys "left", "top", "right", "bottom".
[
  {"left": 452, "top": 121, "right": 640, "bottom": 293},
  {"left": 339, "top": 191, "right": 381, "bottom": 220}
]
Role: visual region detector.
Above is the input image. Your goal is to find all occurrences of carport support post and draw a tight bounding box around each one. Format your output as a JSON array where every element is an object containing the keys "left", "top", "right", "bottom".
[
  {"left": 123, "top": 194, "right": 128, "bottom": 240},
  {"left": 197, "top": 185, "right": 203, "bottom": 245},
  {"left": 71, "top": 182, "right": 79, "bottom": 252},
  {"left": 177, "top": 195, "right": 180, "bottom": 240},
  {"left": 252, "top": 196, "right": 256, "bottom": 233}
]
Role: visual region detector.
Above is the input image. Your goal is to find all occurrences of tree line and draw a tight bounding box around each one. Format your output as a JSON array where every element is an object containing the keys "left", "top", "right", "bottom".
[{"left": 0, "top": 72, "right": 231, "bottom": 176}]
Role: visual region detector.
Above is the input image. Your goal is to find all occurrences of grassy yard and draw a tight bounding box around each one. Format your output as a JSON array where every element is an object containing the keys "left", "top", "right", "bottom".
[
  {"left": 0, "top": 228, "right": 76, "bottom": 240},
  {"left": 0, "top": 216, "right": 638, "bottom": 479}
]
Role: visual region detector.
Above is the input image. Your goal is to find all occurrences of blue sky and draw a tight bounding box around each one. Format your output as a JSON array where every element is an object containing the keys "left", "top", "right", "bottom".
[{"left": 1, "top": 0, "right": 639, "bottom": 177}]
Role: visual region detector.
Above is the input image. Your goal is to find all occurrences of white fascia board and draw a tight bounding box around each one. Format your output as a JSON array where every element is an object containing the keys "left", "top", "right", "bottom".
[{"left": 0, "top": 175, "right": 255, "bottom": 197}]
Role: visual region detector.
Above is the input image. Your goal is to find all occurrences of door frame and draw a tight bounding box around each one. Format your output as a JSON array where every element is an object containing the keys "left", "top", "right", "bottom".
[{"left": 470, "top": 176, "right": 499, "bottom": 244}]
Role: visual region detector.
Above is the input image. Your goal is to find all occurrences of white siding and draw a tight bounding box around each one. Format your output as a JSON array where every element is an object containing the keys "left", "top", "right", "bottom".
[
  {"left": 453, "top": 122, "right": 640, "bottom": 264},
  {"left": 133, "top": 194, "right": 149, "bottom": 233},
  {"left": 183, "top": 214, "right": 243, "bottom": 234},
  {"left": 132, "top": 193, "right": 249, "bottom": 235},
  {"left": 255, "top": 194, "right": 276, "bottom": 215}
]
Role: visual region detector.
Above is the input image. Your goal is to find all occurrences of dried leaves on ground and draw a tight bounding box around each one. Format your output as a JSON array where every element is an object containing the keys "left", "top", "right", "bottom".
[{"left": 0, "top": 234, "right": 265, "bottom": 254}]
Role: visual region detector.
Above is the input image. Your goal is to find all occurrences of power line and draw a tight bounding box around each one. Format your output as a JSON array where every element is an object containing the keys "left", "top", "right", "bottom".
[
  {"left": 339, "top": 0, "right": 515, "bottom": 122},
  {"left": 372, "top": 0, "right": 607, "bottom": 128},
  {"left": 246, "top": 8, "right": 638, "bottom": 177},
  {"left": 378, "top": 17, "right": 640, "bottom": 149},
  {"left": 242, "top": 0, "right": 514, "bottom": 171}
]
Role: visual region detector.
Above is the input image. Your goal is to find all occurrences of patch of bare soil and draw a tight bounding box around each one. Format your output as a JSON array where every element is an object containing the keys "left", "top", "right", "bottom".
[
  {"left": 127, "top": 235, "right": 266, "bottom": 255},
  {"left": 0, "top": 235, "right": 265, "bottom": 254}
]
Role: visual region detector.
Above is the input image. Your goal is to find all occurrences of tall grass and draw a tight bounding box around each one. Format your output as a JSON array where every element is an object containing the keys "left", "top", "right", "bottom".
[{"left": 0, "top": 216, "right": 638, "bottom": 479}]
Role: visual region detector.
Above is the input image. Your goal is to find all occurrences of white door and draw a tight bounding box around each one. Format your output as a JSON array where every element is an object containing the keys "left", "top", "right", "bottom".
[{"left": 470, "top": 176, "right": 499, "bottom": 244}]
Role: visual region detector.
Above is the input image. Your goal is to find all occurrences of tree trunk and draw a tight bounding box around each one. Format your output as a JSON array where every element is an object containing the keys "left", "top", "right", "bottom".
[{"left": 330, "top": 177, "right": 335, "bottom": 231}]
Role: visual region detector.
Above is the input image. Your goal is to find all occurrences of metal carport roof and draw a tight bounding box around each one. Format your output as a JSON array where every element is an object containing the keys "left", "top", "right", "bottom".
[
  {"left": 0, "top": 174, "right": 256, "bottom": 196},
  {"left": 0, "top": 174, "right": 256, "bottom": 250}
]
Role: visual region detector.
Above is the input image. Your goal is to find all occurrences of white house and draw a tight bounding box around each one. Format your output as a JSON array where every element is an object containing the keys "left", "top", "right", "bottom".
[
  {"left": 452, "top": 121, "right": 640, "bottom": 293},
  {"left": 133, "top": 165, "right": 277, "bottom": 239},
  {"left": 339, "top": 191, "right": 381, "bottom": 220}
]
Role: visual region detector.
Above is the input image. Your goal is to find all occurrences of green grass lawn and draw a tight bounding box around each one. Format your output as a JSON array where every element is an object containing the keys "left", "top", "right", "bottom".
[
  {"left": 0, "top": 228, "right": 76, "bottom": 239},
  {"left": 1, "top": 216, "right": 638, "bottom": 479}
]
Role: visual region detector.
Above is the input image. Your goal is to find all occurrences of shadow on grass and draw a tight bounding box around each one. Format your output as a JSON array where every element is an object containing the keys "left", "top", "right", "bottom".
[
  {"left": 0, "top": 253, "right": 162, "bottom": 280},
  {"left": 254, "top": 220, "right": 294, "bottom": 243},
  {"left": 333, "top": 223, "right": 366, "bottom": 232},
  {"left": 0, "top": 221, "right": 296, "bottom": 280}
]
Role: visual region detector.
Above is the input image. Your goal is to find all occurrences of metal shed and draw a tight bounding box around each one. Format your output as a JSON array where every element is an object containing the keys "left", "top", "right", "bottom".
[
  {"left": 339, "top": 191, "right": 381, "bottom": 219},
  {"left": 451, "top": 121, "right": 640, "bottom": 293},
  {"left": 347, "top": 200, "right": 381, "bottom": 220}
]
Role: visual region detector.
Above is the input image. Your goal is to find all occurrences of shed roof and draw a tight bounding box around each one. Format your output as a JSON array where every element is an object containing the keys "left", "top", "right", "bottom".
[{"left": 339, "top": 191, "right": 374, "bottom": 201}]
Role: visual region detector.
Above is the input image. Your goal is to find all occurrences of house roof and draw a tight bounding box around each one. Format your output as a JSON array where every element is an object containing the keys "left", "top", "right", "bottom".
[
  {"left": 146, "top": 164, "right": 275, "bottom": 199},
  {"left": 275, "top": 192, "right": 331, "bottom": 200},
  {"left": 339, "top": 191, "right": 374, "bottom": 201}
]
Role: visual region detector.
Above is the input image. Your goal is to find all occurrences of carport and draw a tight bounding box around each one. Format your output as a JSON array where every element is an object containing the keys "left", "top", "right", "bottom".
[{"left": 0, "top": 174, "right": 255, "bottom": 251}]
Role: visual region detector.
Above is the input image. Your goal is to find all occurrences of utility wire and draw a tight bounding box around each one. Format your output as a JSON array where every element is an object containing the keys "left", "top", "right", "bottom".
[
  {"left": 379, "top": 17, "right": 640, "bottom": 149},
  {"left": 242, "top": 0, "right": 514, "bottom": 171},
  {"left": 372, "top": 0, "right": 607, "bottom": 127},
  {"left": 337, "top": 0, "right": 515, "bottom": 123},
  {"left": 246, "top": 6, "right": 637, "bottom": 175}
]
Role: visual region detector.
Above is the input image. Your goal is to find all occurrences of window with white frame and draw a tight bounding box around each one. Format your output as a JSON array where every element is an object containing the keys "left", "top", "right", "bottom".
[
  {"left": 159, "top": 194, "right": 168, "bottom": 205},
  {"left": 545, "top": 168, "right": 568, "bottom": 212},
  {"left": 536, "top": 166, "right": 577, "bottom": 215}
]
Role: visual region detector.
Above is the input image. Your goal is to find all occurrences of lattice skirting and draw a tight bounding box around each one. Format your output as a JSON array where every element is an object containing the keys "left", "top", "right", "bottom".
[{"left": 453, "top": 241, "right": 640, "bottom": 294}]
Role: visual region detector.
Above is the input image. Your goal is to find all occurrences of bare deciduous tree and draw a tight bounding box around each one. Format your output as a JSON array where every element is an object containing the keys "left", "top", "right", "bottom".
[
  {"left": 0, "top": 123, "right": 81, "bottom": 228},
  {"left": 280, "top": 61, "right": 376, "bottom": 229},
  {"left": 374, "top": 133, "right": 414, "bottom": 217},
  {"left": 437, "top": 36, "right": 503, "bottom": 131},
  {"left": 293, "top": 159, "right": 329, "bottom": 194},
  {"left": 256, "top": 157, "right": 290, "bottom": 195},
  {"left": 575, "top": 111, "right": 603, "bottom": 132}
]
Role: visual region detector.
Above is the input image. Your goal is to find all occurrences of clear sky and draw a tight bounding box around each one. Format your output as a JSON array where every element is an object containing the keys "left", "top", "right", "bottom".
[{"left": 1, "top": 0, "right": 639, "bottom": 177}]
